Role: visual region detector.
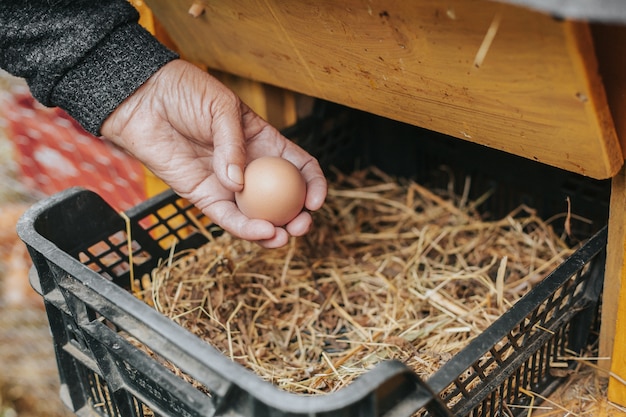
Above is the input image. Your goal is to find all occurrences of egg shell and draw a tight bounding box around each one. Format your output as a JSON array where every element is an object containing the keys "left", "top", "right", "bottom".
[{"left": 235, "top": 156, "right": 306, "bottom": 226}]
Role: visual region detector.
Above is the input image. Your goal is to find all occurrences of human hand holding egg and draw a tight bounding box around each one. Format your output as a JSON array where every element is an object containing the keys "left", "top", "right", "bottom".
[{"left": 101, "top": 60, "right": 327, "bottom": 248}]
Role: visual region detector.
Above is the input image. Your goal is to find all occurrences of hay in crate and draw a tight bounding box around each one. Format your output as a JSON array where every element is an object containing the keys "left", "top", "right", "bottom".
[{"left": 143, "top": 167, "right": 576, "bottom": 395}]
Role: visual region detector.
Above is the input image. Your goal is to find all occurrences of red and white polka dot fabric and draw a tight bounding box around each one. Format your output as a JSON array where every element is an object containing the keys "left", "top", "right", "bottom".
[{"left": 1, "top": 89, "right": 147, "bottom": 211}]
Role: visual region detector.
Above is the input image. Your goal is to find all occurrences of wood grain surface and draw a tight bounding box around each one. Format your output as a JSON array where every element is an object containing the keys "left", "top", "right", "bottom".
[{"left": 147, "top": 0, "right": 623, "bottom": 179}]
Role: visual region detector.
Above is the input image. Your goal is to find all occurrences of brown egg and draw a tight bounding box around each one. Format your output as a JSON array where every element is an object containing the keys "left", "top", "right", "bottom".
[{"left": 235, "top": 156, "right": 306, "bottom": 226}]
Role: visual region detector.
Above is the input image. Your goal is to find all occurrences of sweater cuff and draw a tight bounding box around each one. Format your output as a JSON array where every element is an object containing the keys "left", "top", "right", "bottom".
[{"left": 51, "top": 23, "right": 178, "bottom": 136}]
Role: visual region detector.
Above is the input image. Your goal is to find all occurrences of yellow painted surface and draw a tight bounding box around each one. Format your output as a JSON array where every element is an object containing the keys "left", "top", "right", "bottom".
[
  {"left": 602, "top": 168, "right": 625, "bottom": 369},
  {"left": 129, "top": 0, "right": 155, "bottom": 33},
  {"left": 146, "top": 0, "right": 623, "bottom": 179},
  {"left": 592, "top": 24, "right": 626, "bottom": 156},
  {"left": 608, "top": 168, "right": 626, "bottom": 405}
]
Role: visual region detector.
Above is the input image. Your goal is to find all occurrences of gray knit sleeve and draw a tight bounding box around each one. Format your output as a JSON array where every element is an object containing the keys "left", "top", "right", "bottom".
[{"left": 0, "top": 0, "right": 178, "bottom": 135}]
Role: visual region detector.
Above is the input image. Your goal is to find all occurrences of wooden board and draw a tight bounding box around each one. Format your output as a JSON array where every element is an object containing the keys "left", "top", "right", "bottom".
[
  {"left": 605, "top": 166, "right": 626, "bottom": 406},
  {"left": 592, "top": 23, "right": 626, "bottom": 157},
  {"left": 146, "top": 0, "right": 623, "bottom": 179}
]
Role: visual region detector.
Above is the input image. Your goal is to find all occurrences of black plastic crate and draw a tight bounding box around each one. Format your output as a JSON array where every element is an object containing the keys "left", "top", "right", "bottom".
[
  {"left": 18, "top": 187, "right": 606, "bottom": 417},
  {"left": 17, "top": 104, "right": 608, "bottom": 416}
]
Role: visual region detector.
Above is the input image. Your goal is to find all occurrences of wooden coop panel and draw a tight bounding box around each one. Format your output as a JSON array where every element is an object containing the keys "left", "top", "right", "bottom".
[{"left": 146, "top": 0, "right": 623, "bottom": 179}]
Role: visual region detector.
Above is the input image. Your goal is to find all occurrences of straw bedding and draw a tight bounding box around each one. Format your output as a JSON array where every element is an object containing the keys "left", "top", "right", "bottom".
[{"left": 139, "top": 167, "right": 576, "bottom": 395}]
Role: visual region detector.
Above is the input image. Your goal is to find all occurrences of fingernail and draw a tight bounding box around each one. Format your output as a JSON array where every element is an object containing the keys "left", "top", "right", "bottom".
[{"left": 228, "top": 164, "right": 244, "bottom": 185}]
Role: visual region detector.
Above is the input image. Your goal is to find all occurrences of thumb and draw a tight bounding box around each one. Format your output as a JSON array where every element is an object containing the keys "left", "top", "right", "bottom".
[{"left": 211, "top": 102, "right": 247, "bottom": 192}]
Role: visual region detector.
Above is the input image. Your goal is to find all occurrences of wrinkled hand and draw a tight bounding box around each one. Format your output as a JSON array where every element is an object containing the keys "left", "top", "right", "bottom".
[{"left": 101, "top": 59, "right": 327, "bottom": 248}]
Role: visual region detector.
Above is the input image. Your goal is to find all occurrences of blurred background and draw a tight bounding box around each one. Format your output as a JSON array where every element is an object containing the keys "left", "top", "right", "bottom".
[
  {"left": 0, "top": 68, "right": 150, "bottom": 417},
  {"left": 0, "top": 71, "right": 68, "bottom": 417}
]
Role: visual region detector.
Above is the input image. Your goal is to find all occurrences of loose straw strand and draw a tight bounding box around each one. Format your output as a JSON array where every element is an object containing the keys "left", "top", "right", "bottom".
[{"left": 119, "top": 211, "right": 136, "bottom": 296}]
